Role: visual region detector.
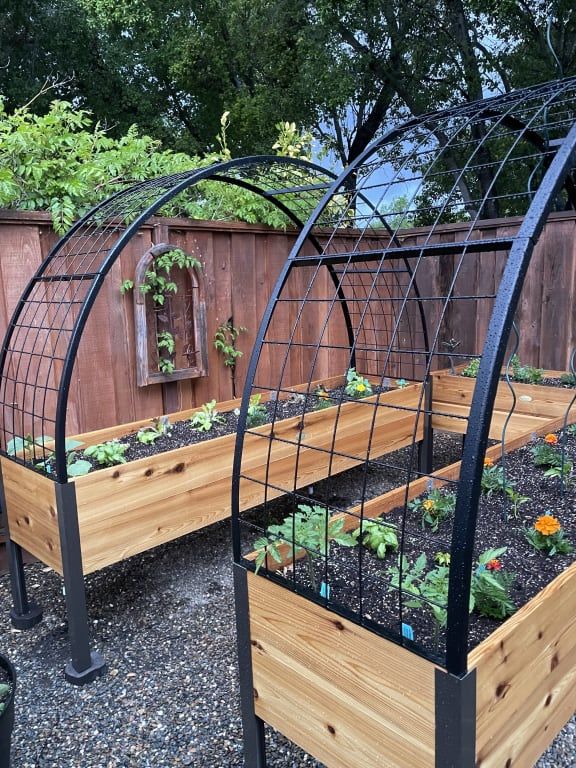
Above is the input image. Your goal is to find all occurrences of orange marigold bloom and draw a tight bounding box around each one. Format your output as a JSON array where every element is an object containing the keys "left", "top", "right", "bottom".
[
  {"left": 486, "top": 559, "right": 502, "bottom": 571},
  {"left": 544, "top": 433, "right": 558, "bottom": 445},
  {"left": 484, "top": 456, "right": 494, "bottom": 467},
  {"left": 534, "top": 514, "right": 561, "bottom": 536}
]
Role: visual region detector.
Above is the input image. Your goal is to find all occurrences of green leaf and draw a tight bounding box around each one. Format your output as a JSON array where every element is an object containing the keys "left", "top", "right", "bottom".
[{"left": 67, "top": 459, "right": 92, "bottom": 477}]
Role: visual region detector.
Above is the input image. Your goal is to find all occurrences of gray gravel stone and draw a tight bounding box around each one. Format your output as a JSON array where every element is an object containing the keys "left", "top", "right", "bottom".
[{"left": 0, "top": 521, "right": 573, "bottom": 767}]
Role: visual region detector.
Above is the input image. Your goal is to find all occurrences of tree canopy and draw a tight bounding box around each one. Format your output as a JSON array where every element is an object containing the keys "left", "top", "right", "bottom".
[{"left": 1, "top": 1, "right": 575, "bottom": 166}]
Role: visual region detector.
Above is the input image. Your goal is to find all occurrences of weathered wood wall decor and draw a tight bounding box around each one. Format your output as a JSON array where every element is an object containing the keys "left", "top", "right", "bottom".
[{"left": 232, "top": 77, "right": 576, "bottom": 767}]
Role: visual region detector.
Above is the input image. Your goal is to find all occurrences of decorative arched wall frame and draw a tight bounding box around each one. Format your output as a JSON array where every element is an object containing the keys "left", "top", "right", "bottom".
[
  {"left": 232, "top": 78, "right": 576, "bottom": 767},
  {"left": 132, "top": 242, "right": 208, "bottom": 386}
]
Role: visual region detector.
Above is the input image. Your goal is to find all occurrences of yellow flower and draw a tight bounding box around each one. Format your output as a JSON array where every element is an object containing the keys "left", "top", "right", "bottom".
[
  {"left": 356, "top": 383, "right": 366, "bottom": 393},
  {"left": 422, "top": 499, "right": 436, "bottom": 512},
  {"left": 484, "top": 456, "right": 494, "bottom": 467},
  {"left": 534, "top": 514, "right": 561, "bottom": 536},
  {"left": 544, "top": 433, "right": 558, "bottom": 445}
]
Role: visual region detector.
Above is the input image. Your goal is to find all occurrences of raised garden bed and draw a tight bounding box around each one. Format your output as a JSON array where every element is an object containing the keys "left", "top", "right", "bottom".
[
  {"left": 239, "top": 380, "right": 576, "bottom": 768},
  {"left": 1, "top": 375, "right": 421, "bottom": 574}
]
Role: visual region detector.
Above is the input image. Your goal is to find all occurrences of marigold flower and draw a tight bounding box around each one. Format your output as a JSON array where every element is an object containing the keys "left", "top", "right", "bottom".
[
  {"left": 356, "top": 383, "right": 366, "bottom": 393},
  {"left": 316, "top": 388, "right": 329, "bottom": 399},
  {"left": 486, "top": 559, "right": 502, "bottom": 571},
  {"left": 422, "top": 499, "right": 436, "bottom": 512},
  {"left": 484, "top": 456, "right": 494, "bottom": 467},
  {"left": 544, "top": 433, "right": 558, "bottom": 445},
  {"left": 534, "top": 514, "right": 561, "bottom": 536}
]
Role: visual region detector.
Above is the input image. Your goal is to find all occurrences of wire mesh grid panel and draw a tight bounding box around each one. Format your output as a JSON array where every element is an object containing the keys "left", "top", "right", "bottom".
[{"left": 233, "top": 76, "right": 576, "bottom": 671}]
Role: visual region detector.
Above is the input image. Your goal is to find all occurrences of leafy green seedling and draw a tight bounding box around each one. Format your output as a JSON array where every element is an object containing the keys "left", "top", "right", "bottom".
[
  {"left": 84, "top": 440, "right": 128, "bottom": 467},
  {"left": 409, "top": 488, "right": 456, "bottom": 532},
  {"left": 254, "top": 503, "right": 357, "bottom": 591},
  {"left": 345, "top": 367, "right": 373, "bottom": 398},
  {"left": 353, "top": 519, "right": 398, "bottom": 559},
  {"left": 190, "top": 400, "right": 225, "bottom": 432}
]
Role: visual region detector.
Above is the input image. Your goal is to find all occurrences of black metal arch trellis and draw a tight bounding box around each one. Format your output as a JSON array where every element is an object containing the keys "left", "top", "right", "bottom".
[
  {"left": 1, "top": 154, "right": 413, "bottom": 683},
  {"left": 231, "top": 76, "right": 576, "bottom": 766}
]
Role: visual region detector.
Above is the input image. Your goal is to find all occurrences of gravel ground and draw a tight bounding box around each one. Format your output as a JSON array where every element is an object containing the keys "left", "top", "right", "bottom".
[{"left": 0, "top": 520, "right": 574, "bottom": 767}]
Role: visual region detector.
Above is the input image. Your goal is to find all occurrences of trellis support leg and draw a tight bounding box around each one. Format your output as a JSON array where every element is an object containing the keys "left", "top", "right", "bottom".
[
  {"left": 234, "top": 564, "right": 267, "bottom": 768},
  {"left": 435, "top": 668, "right": 476, "bottom": 767},
  {"left": 56, "top": 483, "right": 106, "bottom": 685},
  {"left": 8, "top": 540, "right": 43, "bottom": 629},
  {"left": 0, "top": 466, "right": 44, "bottom": 629},
  {"left": 418, "top": 376, "right": 434, "bottom": 476}
]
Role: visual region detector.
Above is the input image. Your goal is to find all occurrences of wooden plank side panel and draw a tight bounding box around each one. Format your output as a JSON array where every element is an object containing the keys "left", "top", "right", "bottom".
[
  {"left": 432, "top": 373, "right": 576, "bottom": 423},
  {"left": 470, "top": 560, "right": 576, "bottom": 768},
  {"left": 1, "top": 458, "right": 62, "bottom": 573},
  {"left": 248, "top": 572, "right": 436, "bottom": 768}
]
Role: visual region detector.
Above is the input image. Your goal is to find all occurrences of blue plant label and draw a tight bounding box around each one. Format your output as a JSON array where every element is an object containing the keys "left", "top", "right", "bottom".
[
  {"left": 320, "top": 581, "right": 330, "bottom": 599},
  {"left": 402, "top": 623, "right": 414, "bottom": 641}
]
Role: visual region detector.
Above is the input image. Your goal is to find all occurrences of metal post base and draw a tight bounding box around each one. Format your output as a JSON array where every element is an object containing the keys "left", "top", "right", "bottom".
[
  {"left": 64, "top": 651, "right": 107, "bottom": 686},
  {"left": 10, "top": 602, "right": 43, "bottom": 630}
]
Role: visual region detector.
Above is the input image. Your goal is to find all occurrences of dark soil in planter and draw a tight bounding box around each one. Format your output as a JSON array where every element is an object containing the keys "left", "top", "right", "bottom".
[
  {"left": 40, "top": 384, "right": 391, "bottom": 475},
  {"left": 247, "top": 428, "right": 576, "bottom": 663}
]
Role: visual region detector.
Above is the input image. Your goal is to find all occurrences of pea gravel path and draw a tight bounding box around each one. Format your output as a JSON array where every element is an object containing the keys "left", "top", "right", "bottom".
[{"left": 1, "top": 521, "right": 574, "bottom": 767}]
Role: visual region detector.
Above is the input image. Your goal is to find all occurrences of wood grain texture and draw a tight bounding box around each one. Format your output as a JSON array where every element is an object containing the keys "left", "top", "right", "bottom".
[
  {"left": 72, "top": 384, "right": 420, "bottom": 572},
  {"left": 248, "top": 571, "right": 436, "bottom": 768},
  {"left": 470, "top": 560, "right": 576, "bottom": 768},
  {"left": 1, "top": 458, "right": 62, "bottom": 573}
]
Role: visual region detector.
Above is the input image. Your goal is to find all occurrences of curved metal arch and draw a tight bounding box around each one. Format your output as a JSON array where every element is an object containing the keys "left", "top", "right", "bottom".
[
  {"left": 50, "top": 155, "right": 343, "bottom": 480},
  {"left": 445, "top": 118, "right": 576, "bottom": 677},
  {"left": 0, "top": 156, "right": 352, "bottom": 481}
]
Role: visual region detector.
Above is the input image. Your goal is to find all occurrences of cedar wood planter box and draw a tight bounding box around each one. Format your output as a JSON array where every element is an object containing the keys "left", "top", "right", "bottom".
[
  {"left": 240, "top": 372, "right": 576, "bottom": 768},
  {"left": 1, "top": 376, "right": 423, "bottom": 576}
]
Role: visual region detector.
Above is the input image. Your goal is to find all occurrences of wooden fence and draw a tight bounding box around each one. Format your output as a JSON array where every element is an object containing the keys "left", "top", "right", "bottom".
[{"left": 0, "top": 209, "right": 575, "bottom": 436}]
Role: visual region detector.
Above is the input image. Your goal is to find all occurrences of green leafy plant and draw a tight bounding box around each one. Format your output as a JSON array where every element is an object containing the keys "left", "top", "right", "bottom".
[
  {"left": 461, "top": 358, "right": 480, "bottom": 378},
  {"left": 84, "top": 440, "right": 128, "bottom": 467},
  {"left": 530, "top": 435, "right": 573, "bottom": 481},
  {"left": 471, "top": 548, "right": 516, "bottom": 620},
  {"left": 213, "top": 321, "right": 247, "bottom": 368},
  {"left": 345, "top": 367, "right": 373, "bottom": 398},
  {"left": 434, "top": 552, "right": 451, "bottom": 566},
  {"left": 509, "top": 354, "right": 544, "bottom": 384},
  {"left": 0, "top": 680, "right": 11, "bottom": 716},
  {"left": 504, "top": 486, "right": 531, "bottom": 518},
  {"left": 388, "top": 547, "right": 515, "bottom": 647},
  {"left": 395, "top": 378, "right": 409, "bottom": 389},
  {"left": 408, "top": 488, "right": 456, "bottom": 532},
  {"left": 158, "top": 358, "right": 175, "bottom": 374},
  {"left": 190, "top": 400, "right": 225, "bottom": 432},
  {"left": 66, "top": 452, "right": 92, "bottom": 477},
  {"left": 559, "top": 372, "right": 576, "bottom": 386},
  {"left": 481, "top": 464, "right": 515, "bottom": 497},
  {"left": 236, "top": 394, "right": 268, "bottom": 428},
  {"left": 524, "top": 515, "right": 574, "bottom": 556},
  {"left": 254, "top": 503, "right": 357, "bottom": 591},
  {"left": 157, "top": 331, "right": 175, "bottom": 355},
  {"left": 388, "top": 553, "right": 450, "bottom": 648},
  {"left": 353, "top": 519, "right": 399, "bottom": 559},
  {"left": 137, "top": 416, "right": 171, "bottom": 444}
]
